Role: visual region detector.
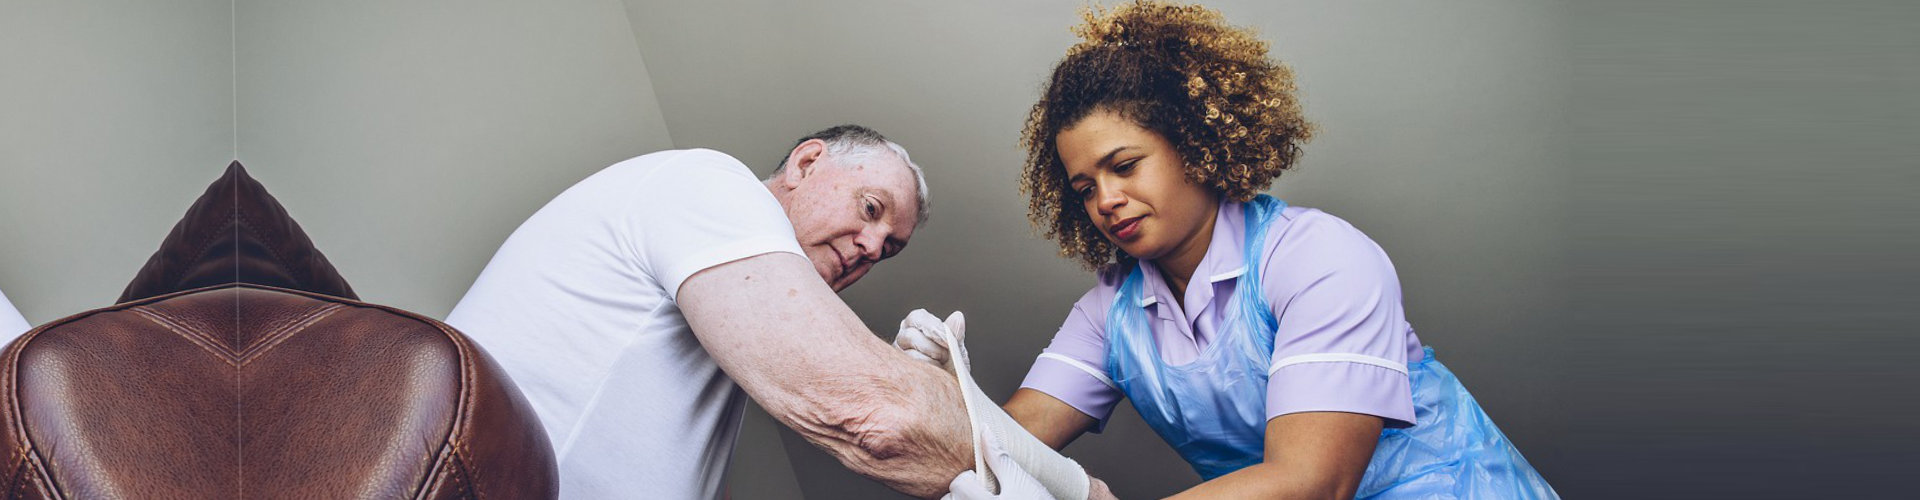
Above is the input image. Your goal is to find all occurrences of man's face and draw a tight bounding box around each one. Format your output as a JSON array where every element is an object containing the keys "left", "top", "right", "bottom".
[{"left": 773, "top": 142, "right": 920, "bottom": 291}]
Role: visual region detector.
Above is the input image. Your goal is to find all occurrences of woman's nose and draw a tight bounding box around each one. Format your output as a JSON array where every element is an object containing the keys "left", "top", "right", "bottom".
[{"left": 1094, "top": 184, "right": 1126, "bottom": 215}]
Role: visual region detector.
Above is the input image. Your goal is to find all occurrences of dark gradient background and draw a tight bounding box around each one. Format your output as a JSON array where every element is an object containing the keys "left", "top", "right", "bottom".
[{"left": 1551, "top": 1, "right": 1920, "bottom": 496}]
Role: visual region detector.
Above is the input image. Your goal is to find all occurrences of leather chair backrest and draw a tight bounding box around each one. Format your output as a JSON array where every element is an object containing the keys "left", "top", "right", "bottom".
[{"left": 0, "top": 163, "right": 556, "bottom": 499}]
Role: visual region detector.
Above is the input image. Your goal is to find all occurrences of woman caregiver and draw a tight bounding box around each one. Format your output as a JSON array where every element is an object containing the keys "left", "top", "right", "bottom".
[{"left": 899, "top": 2, "right": 1558, "bottom": 498}]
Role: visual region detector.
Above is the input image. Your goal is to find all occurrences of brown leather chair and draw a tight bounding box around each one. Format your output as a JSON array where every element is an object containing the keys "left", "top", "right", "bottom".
[{"left": 0, "top": 163, "right": 556, "bottom": 499}]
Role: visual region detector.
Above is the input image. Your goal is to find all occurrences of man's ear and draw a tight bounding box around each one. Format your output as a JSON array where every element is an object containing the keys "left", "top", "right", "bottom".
[{"left": 781, "top": 139, "right": 829, "bottom": 187}]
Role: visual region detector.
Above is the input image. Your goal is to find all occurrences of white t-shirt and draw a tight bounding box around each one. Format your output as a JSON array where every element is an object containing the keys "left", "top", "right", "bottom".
[
  {"left": 446, "top": 149, "right": 805, "bottom": 499},
  {"left": 1, "top": 287, "right": 29, "bottom": 343}
]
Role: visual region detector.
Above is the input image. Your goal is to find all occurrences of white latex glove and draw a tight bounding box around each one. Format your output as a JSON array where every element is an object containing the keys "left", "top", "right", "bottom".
[
  {"left": 894, "top": 308, "right": 963, "bottom": 372},
  {"left": 944, "top": 423, "right": 1054, "bottom": 500},
  {"left": 903, "top": 308, "right": 1093, "bottom": 500}
]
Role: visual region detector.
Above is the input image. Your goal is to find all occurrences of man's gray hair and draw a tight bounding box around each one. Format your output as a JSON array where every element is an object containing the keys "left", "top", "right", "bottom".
[{"left": 769, "top": 124, "right": 930, "bottom": 225}]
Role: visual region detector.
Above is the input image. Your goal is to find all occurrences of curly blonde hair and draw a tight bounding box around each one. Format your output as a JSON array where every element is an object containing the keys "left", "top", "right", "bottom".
[{"left": 1019, "top": 1, "right": 1313, "bottom": 272}]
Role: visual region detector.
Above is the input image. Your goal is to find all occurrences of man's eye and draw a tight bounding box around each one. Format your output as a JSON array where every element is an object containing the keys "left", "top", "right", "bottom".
[{"left": 864, "top": 200, "right": 878, "bottom": 218}]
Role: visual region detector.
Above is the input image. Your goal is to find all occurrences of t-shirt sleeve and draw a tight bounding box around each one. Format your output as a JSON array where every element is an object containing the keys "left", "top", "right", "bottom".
[
  {"left": 1262, "top": 211, "right": 1418, "bottom": 427},
  {"left": 624, "top": 149, "right": 807, "bottom": 301},
  {"left": 0, "top": 287, "right": 29, "bottom": 343},
  {"left": 1018, "top": 281, "right": 1126, "bottom": 432}
]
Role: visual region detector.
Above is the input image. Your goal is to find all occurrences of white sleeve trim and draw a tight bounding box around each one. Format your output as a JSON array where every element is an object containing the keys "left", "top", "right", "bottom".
[
  {"left": 1268, "top": 353, "right": 1408, "bottom": 376},
  {"left": 1037, "top": 353, "right": 1119, "bottom": 391}
]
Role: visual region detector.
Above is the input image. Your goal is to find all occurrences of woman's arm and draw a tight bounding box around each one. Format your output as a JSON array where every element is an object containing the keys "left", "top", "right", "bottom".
[
  {"left": 1003, "top": 388, "right": 1120, "bottom": 500},
  {"left": 1004, "top": 388, "right": 1381, "bottom": 499},
  {"left": 1168, "top": 412, "right": 1382, "bottom": 500},
  {"left": 1005, "top": 388, "right": 1100, "bottom": 451}
]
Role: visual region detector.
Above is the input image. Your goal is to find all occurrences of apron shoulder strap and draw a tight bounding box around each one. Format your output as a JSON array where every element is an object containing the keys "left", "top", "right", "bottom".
[{"left": 1235, "top": 195, "right": 1287, "bottom": 357}]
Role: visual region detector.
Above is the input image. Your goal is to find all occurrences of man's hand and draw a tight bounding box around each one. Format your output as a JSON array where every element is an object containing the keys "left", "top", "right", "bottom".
[{"left": 894, "top": 309, "right": 963, "bottom": 373}]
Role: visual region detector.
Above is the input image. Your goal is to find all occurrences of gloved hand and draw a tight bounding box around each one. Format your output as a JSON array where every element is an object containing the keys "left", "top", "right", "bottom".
[
  {"left": 903, "top": 308, "right": 1096, "bottom": 500},
  {"left": 894, "top": 308, "right": 964, "bottom": 373},
  {"left": 944, "top": 422, "right": 1054, "bottom": 500}
]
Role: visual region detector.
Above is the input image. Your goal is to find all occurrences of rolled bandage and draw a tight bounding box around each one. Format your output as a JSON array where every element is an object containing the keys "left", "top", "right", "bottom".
[{"left": 923, "top": 314, "right": 1089, "bottom": 500}]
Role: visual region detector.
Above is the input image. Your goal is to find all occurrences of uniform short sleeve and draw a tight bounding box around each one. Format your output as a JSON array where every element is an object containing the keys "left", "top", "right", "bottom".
[
  {"left": 1019, "top": 277, "right": 1126, "bottom": 432},
  {"left": 624, "top": 149, "right": 807, "bottom": 301},
  {"left": 1261, "top": 211, "right": 1418, "bottom": 427}
]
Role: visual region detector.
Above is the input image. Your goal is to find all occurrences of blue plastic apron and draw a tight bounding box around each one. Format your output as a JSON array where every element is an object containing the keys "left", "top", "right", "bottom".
[{"left": 1103, "top": 195, "right": 1558, "bottom": 498}]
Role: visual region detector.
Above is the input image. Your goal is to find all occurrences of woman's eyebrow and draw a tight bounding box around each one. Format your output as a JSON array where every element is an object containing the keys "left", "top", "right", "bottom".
[
  {"left": 1095, "top": 146, "right": 1132, "bottom": 168},
  {"left": 1070, "top": 146, "right": 1135, "bottom": 183}
]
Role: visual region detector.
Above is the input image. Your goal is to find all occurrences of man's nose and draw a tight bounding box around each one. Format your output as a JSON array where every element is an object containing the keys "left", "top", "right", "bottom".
[{"left": 856, "top": 229, "right": 885, "bottom": 261}]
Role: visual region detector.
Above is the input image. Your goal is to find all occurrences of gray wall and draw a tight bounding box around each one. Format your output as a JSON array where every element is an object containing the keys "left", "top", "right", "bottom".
[
  {"left": 235, "top": 0, "right": 676, "bottom": 316},
  {"left": 4, "top": 0, "right": 1911, "bottom": 498},
  {"left": 0, "top": 0, "right": 234, "bottom": 323},
  {"left": 0, "top": 0, "right": 677, "bottom": 318}
]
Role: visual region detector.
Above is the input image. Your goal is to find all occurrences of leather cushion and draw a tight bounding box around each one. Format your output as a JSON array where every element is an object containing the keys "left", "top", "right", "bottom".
[
  {"left": 1, "top": 285, "right": 556, "bottom": 499},
  {"left": 0, "top": 163, "right": 555, "bottom": 498},
  {"left": 119, "top": 162, "right": 356, "bottom": 303}
]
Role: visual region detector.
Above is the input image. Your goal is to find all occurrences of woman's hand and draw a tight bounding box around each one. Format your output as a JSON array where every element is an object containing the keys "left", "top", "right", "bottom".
[{"left": 943, "top": 421, "right": 1119, "bottom": 500}]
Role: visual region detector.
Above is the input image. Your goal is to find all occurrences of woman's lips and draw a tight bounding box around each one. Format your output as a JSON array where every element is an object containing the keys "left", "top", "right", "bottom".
[{"left": 1110, "top": 216, "right": 1144, "bottom": 240}]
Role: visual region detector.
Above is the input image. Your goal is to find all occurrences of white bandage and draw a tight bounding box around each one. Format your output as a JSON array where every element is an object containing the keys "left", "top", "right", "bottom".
[{"left": 912, "top": 311, "right": 1089, "bottom": 500}]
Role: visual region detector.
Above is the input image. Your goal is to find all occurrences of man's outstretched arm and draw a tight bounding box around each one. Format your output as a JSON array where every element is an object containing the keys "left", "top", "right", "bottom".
[{"left": 678, "top": 252, "right": 971, "bottom": 498}]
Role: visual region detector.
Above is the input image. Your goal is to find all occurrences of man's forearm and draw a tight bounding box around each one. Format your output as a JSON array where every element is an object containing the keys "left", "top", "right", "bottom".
[
  {"left": 761, "top": 350, "right": 973, "bottom": 498},
  {"left": 678, "top": 253, "right": 972, "bottom": 498}
]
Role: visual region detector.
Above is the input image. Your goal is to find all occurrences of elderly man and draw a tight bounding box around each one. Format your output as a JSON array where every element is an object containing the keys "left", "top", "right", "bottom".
[{"left": 447, "top": 125, "right": 973, "bottom": 498}]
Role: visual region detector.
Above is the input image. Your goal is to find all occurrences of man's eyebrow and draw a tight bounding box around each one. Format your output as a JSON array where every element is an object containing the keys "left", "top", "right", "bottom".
[{"left": 863, "top": 187, "right": 898, "bottom": 212}]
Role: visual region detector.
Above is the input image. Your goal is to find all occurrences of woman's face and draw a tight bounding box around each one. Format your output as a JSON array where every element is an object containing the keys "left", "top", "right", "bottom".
[{"left": 1057, "top": 109, "right": 1220, "bottom": 264}]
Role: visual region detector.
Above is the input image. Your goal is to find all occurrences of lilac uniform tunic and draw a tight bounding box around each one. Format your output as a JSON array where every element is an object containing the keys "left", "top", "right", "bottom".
[{"left": 1020, "top": 199, "right": 1424, "bottom": 431}]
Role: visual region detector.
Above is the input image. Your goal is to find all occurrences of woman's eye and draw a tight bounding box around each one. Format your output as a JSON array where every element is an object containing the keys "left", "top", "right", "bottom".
[
  {"left": 1114, "top": 159, "right": 1138, "bottom": 173},
  {"left": 1074, "top": 186, "right": 1093, "bottom": 199}
]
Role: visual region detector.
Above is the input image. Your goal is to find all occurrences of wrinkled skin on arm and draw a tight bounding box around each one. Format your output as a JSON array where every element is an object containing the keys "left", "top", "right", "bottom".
[{"left": 678, "top": 252, "right": 972, "bottom": 498}]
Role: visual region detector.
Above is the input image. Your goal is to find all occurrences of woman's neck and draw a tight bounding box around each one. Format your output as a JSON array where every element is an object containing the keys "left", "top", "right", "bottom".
[{"left": 1152, "top": 203, "right": 1219, "bottom": 306}]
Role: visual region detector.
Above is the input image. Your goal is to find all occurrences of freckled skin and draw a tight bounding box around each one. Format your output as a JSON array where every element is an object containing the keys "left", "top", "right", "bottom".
[{"left": 765, "top": 140, "right": 922, "bottom": 291}]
